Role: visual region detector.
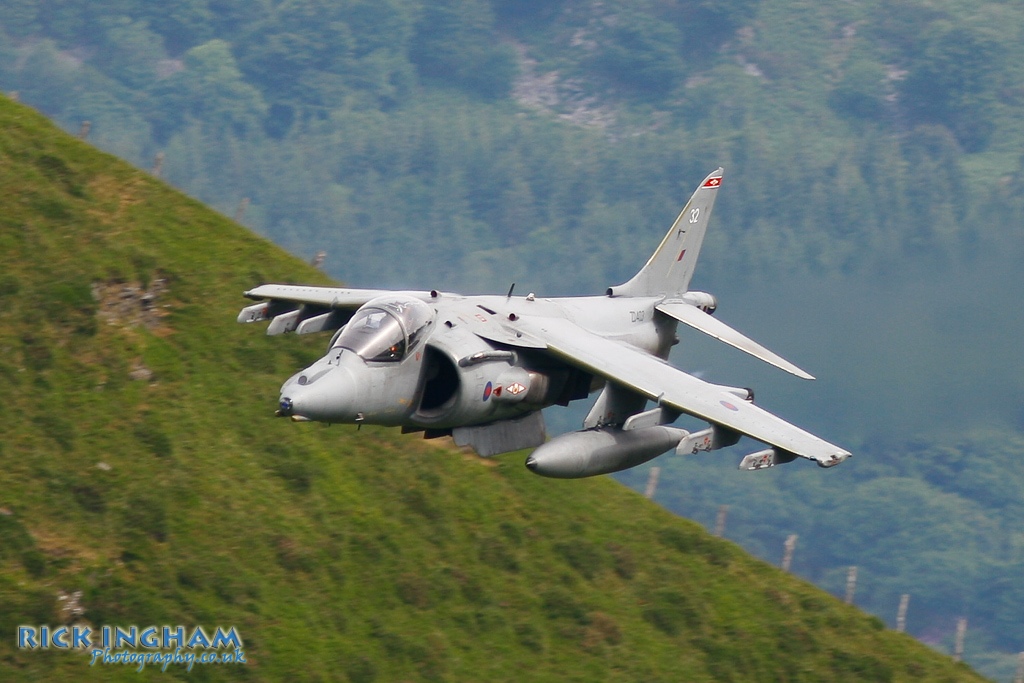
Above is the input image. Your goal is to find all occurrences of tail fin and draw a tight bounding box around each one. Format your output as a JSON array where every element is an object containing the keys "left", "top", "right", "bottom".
[{"left": 608, "top": 168, "right": 723, "bottom": 299}]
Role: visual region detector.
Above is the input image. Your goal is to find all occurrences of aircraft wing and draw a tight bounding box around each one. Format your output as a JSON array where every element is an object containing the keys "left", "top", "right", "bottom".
[
  {"left": 238, "top": 284, "right": 432, "bottom": 335},
  {"left": 656, "top": 301, "right": 815, "bottom": 380},
  {"left": 516, "top": 316, "right": 850, "bottom": 466},
  {"left": 241, "top": 284, "right": 414, "bottom": 308}
]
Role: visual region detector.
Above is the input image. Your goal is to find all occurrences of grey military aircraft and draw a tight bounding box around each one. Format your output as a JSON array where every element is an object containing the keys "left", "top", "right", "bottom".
[{"left": 238, "top": 169, "right": 850, "bottom": 478}]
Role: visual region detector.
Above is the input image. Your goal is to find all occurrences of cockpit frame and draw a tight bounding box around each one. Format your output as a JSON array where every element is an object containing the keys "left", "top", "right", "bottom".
[{"left": 331, "top": 296, "right": 434, "bottom": 363}]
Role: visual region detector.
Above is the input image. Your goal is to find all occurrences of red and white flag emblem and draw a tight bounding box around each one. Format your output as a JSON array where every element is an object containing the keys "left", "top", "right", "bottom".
[{"left": 703, "top": 177, "right": 722, "bottom": 188}]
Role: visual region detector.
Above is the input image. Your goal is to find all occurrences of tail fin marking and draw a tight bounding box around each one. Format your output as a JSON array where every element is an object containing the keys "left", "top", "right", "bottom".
[{"left": 608, "top": 168, "right": 723, "bottom": 299}]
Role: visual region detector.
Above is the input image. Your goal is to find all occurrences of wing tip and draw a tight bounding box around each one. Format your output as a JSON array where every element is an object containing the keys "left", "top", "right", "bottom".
[{"left": 815, "top": 450, "right": 853, "bottom": 468}]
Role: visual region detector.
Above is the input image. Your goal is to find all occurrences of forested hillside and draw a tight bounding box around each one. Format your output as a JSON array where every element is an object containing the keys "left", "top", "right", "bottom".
[
  {"left": 5, "top": 0, "right": 1024, "bottom": 291},
  {"left": 2, "top": 0, "right": 1023, "bottom": 679}
]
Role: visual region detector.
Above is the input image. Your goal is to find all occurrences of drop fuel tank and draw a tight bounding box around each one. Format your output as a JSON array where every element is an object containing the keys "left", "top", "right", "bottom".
[{"left": 525, "top": 425, "right": 691, "bottom": 479}]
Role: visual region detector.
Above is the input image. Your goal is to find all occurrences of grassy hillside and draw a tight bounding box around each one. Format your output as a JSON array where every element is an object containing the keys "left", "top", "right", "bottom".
[{"left": 0, "top": 96, "right": 989, "bottom": 682}]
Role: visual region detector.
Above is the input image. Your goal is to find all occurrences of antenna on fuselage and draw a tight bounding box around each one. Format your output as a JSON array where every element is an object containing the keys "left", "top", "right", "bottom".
[{"left": 506, "top": 282, "right": 516, "bottom": 301}]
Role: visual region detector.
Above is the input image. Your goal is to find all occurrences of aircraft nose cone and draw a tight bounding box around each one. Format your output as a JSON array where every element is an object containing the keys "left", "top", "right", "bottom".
[
  {"left": 277, "top": 396, "right": 294, "bottom": 417},
  {"left": 280, "top": 363, "right": 360, "bottom": 422},
  {"left": 525, "top": 455, "right": 538, "bottom": 472}
]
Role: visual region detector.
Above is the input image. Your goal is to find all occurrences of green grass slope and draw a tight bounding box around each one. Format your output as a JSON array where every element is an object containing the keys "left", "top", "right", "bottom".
[{"left": 0, "top": 95, "right": 988, "bottom": 682}]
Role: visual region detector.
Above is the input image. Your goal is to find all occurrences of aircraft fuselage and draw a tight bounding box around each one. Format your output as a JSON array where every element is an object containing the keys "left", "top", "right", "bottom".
[{"left": 277, "top": 294, "right": 671, "bottom": 432}]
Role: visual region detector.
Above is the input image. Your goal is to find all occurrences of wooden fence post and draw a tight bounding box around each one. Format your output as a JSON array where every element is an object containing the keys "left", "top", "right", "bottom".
[
  {"left": 713, "top": 505, "right": 728, "bottom": 537},
  {"left": 845, "top": 566, "right": 857, "bottom": 605},
  {"left": 896, "top": 594, "right": 909, "bottom": 633},
  {"left": 235, "top": 197, "right": 250, "bottom": 222},
  {"left": 781, "top": 534, "right": 797, "bottom": 572},
  {"left": 953, "top": 617, "right": 966, "bottom": 662},
  {"left": 644, "top": 466, "right": 660, "bottom": 500},
  {"left": 152, "top": 152, "right": 165, "bottom": 178}
]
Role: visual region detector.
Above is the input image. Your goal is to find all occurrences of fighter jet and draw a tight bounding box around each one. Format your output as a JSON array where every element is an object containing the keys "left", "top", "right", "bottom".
[{"left": 238, "top": 169, "right": 850, "bottom": 478}]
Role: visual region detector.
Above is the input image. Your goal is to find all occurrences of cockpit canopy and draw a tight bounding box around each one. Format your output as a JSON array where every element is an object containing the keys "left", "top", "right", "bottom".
[{"left": 332, "top": 296, "right": 434, "bottom": 362}]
